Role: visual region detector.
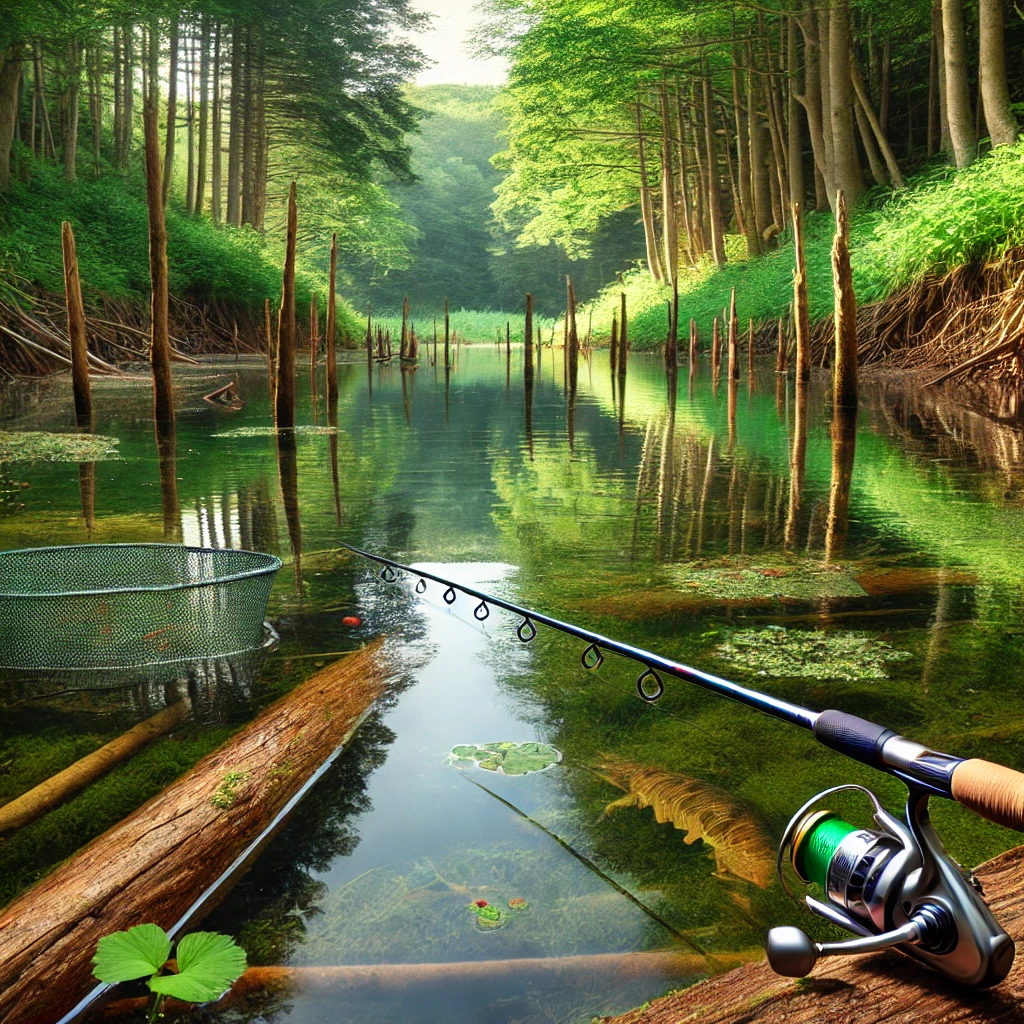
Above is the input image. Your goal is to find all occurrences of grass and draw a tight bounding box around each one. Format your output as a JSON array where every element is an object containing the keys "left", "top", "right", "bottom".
[
  {"left": 0, "top": 151, "right": 362, "bottom": 337},
  {"left": 579, "top": 141, "right": 1024, "bottom": 350},
  {"left": 368, "top": 307, "right": 558, "bottom": 344}
]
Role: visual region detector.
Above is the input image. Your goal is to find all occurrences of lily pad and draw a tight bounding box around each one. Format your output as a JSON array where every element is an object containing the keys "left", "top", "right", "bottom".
[
  {"left": 0, "top": 431, "right": 120, "bottom": 463},
  {"left": 449, "top": 741, "right": 561, "bottom": 775},
  {"left": 715, "top": 626, "right": 912, "bottom": 681}
]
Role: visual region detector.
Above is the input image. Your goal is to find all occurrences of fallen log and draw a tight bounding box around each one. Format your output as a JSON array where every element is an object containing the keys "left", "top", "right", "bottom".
[
  {"left": 0, "top": 639, "right": 390, "bottom": 1024},
  {"left": 605, "top": 844, "right": 1024, "bottom": 1024},
  {"left": 0, "top": 700, "right": 189, "bottom": 836},
  {"left": 99, "top": 950, "right": 761, "bottom": 1018}
]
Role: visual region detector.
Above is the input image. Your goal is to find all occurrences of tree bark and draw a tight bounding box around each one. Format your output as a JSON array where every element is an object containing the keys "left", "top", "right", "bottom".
[
  {"left": 792, "top": 201, "right": 811, "bottom": 383},
  {"left": 185, "top": 26, "right": 195, "bottom": 213},
  {"left": 121, "top": 25, "right": 133, "bottom": 168},
  {"left": 733, "top": 49, "right": 758, "bottom": 257},
  {"left": 854, "top": 93, "right": 887, "bottom": 185},
  {"left": 162, "top": 15, "right": 178, "bottom": 205},
  {"left": 211, "top": 22, "right": 222, "bottom": 223},
  {"left": 61, "top": 221, "right": 91, "bottom": 428},
  {"left": 849, "top": 54, "right": 904, "bottom": 187},
  {"left": 326, "top": 233, "right": 338, "bottom": 408},
  {"left": 831, "top": 190, "right": 857, "bottom": 410},
  {"left": 636, "top": 103, "right": 664, "bottom": 282},
  {"left": 659, "top": 84, "right": 678, "bottom": 288},
  {"left": 978, "top": 0, "right": 1018, "bottom": 147},
  {"left": 62, "top": 38, "right": 79, "bottom": 181},
  {"left": 0, "top": 47, "right": 22, "bottom": 192},
  {"left": 828, "top": 0, "right": 863, "bottom": 207},
  {"left": 0, "top": 642, "right": 390, "bottom": 1024},
  {"left": 817, "top": 6, "right": 834, "bottom": 199},
  {"left": 112, "top": 28, "right": 122, "bottom": 166},
  {"left": 275, "top": 181, "right": 298, "bottom": 428},
  {"left": 240, "top": 25, "right": 255, "bottom": 227},
  {"left": 748, "top": 59, "right": 772, "bottom": 244},
  {"left": 786, "top": 18, "right": 804, "bottom": 213},
  {"left": 703, "top": 70, "right": 726, "bottom": 266},
  {"left": 88, "top": 44, "right": 101, "bottom": 174},
  {"left": 226, "top": 23, "right": 242, "bottom": 227},
  {"left": 942, "top": 0, "right": 974, "bottom": 167},
  {"left": 196, "top": 14, "right": 210, "bottom": 216},
  {"left": 144, "top": 38, "right": 173, "bottom": 428}
]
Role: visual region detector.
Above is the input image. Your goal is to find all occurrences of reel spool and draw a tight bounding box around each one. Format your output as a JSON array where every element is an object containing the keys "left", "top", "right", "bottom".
[{"left": 767, "top": 784, "right": 1014, "bottom": 987}]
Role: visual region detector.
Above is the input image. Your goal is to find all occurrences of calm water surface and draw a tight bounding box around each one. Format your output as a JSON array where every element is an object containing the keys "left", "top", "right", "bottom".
[{"left": 3, "top": 346, "right": 1024, "bottom": 1023}]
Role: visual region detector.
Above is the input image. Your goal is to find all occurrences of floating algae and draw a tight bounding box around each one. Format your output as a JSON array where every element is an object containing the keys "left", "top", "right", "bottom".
[
  {"left": 214, "top": 425, "right": 338, "bottom": 438},
  {"left": 666, "top": 555, "right": 866, "bottom": 602},
  {"left": 450, "top": 741, "right": 561, "bottom": 775},
  {"left": 0, "top": 432, "right": 119, "bottom": 463},
  {"left": 715, "top": 626, "right": 912, "bottom": 682}
]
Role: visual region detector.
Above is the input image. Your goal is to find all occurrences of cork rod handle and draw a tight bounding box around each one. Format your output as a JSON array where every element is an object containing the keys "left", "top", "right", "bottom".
[{"left": 951, "top": 759, "right": 1024, "bottom": 832}]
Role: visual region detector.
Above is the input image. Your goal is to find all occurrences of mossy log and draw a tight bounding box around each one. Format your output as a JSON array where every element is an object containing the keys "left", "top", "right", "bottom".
[
  {"left": 0, "top": 640, "right": 389, "bottom": 1024},
  {"left": 99, "top": 950, "right": 760, "bottom": 1018},
  {"left": 0, "top": 700, "right": 189, "bottom": 836},
  {"left": 605, "top": 845, "right": 1024, "bottom": 1024}
]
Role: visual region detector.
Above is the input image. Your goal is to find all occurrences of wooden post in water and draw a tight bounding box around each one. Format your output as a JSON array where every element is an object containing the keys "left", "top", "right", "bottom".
[
  {"left": 524, "top": 293, "right": 534, "bottom": 379},
  {"left": 618, "top": 291, "right": 628, "bottom": 381},
  {"left": 665, "top": 277, "right": 678, "bottom": 374},
  {"left": 689, "top": 318, "right": 698, "bottom": 370},
  {"left": 443, "top": 298, "right": 450, "bottom": 371},
  {"left": 143, "top": 57, "right": 173, "bottom": 426},
  {"left": 609, "top": 313, "right": 618, "bottom": 375},
  {"left": 566, "top": 276, "right": 579, "bottom": 394},
  {"left": 264, "top": 298, "right": 276, "bottom": 404},
  {"left": 61, "top": 221, "right": 91, "bottom": 428},
  {"left": 747, "top": 318, "right": 755, "bottom": 378},
  {"left": 727, "top": 288, "right": 739, "bottom": 381},
  {"left": 365, "top": 305, "right": 372, "bottom": 363},
  {"left": 274, "top": 182, "right": 298, "bottom": 428},
  {"left": 775, "top": 317, "right": 787, "bottom": 373},
  {"left": 309, "top": 292, "right": 319, "bottom": 402},
  {"left": 400, "top": 294, "right": 409, "bottom": 359},
  {"left": 326, "top": 234, "right": 338, "bottom": 409},
  {"left": 792, "top": 202, "right": 811, "bottom": 384},
  {"left": 711, "top": 318, "right": 721, "bottom": 379},
  {"left": 831, "top": 190, "right": 858, "bottom": 410},
  {"left": 506, "top": 320, "right": 511, "bottom": 358},
  {"left": 433, "top": 319, "right": 438, "bottom": 367}
]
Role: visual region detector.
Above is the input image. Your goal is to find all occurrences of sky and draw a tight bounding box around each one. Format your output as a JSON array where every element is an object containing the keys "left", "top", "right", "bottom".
[{"left": 408, "top": 0, "right": 509, "bottom": 86}]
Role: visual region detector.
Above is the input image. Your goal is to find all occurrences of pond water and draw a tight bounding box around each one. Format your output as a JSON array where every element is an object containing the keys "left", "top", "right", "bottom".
[{"left": 3, "top": 345, "right": 1024, "bottom": 1023}]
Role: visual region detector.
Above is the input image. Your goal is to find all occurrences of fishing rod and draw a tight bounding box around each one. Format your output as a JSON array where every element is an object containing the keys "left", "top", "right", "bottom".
[{"left": 345, "top": 542, "right": 1024, "bottom": 988}]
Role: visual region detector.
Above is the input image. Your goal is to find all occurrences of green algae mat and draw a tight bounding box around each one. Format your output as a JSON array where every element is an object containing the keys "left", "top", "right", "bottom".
[
  {"left": 667, "top": 556, "right": 866, "bottom": 602},
  {"left": 450, "top": 742, "right": 561, "bottom": 775},
  {"left": 0, "top": 432, "right": 120, "bottom": 462}
]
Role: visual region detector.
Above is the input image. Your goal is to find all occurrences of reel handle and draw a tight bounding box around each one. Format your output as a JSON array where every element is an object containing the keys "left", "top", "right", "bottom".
[
  {"left": 951, "top": 758, "right": 1024, "bottom": 832},
  {"left": 766, "top": 919, "right": 924, "bottom": 978}
]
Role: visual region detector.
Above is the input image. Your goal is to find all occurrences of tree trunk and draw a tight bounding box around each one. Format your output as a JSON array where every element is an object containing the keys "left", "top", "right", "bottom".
[
  {"left": 733, "top": 49, "right": 758, "bottom": 257},
  {"left": 817, "top": 6, "right": 833, "bottom": 198},
  {"left": 879, "top": 39, "right": 891, "bottom": 135},
  {"left": 703, "top": 70, "right": 726, "bottom": 266},
  {"left": 748, "top": 59, "right": 772, "bottom": 244},
  {"left": 226, "top": 23, "right": 242, "bottom": 227},
  {"left": 275, "top": 181, "right": 298, "bottom": 428},
  {"left": 786, "top": 18, "right": 804, "bottom": 213},
  {"left": 196, "top": 14, "right": 210, "bottom": 216},
  {"left": 828, "top": 0, "right": 863, "bottom": 207},
  {"left": 792, "top": 202, "right": 811, "bottom": 383},
  {"left": 942, "top": 0, "right": 975, "bottom": 165},
  {"left": 675, "top": 96, "right": 698, "bottom": 262},
  {"left": 211, "top": 22, "right": 222, "bottom": 223},
  {"left": 61, "top": 221, "right": 91, "bottom": 428},
  {"left": 250, "top": 28, "right": 267, "bottom": 231},
  {"left": 636, "top": 103, "right": 663, "bottom": 283},
  {"left": 849, "top": 54, "right": 904, "bottom": 187},
  {"left": 854, "top": 94, "right": 887, "bottom": 185},
  {"left": 88, "top": 44, "right": 101, "bottom": 174},
  {"left": 62, "top": 38, "right": 79, "bottom": 181},
  {"left": 121, "top": 25, "right": 133, "bottom": 168},
  {"left": 0, "top": 47, "right": 22, "bottom": 192},
  {"left": 112, "top": 28, "right": 122, "bottom": 166},
  {"left": 659, "top": 84, "right": 678, "bottom": 288},
  {"left": 240, "top": 26, "right": 254, "bottom": 227},
  {"left": 0, "top": 643, "right": 389, "bottom": 1024},
  {"left": 162, "top": 15, "right": 178, "bottom": 204},
  {"left": 144, "top": 34, "right": 173, "bottom": 429},
  {"left": 978, "top": 0, "right": 1018, "bottom": 147},
  {"left": 185, "top": 27, "right": 195, "bottom": 213}
]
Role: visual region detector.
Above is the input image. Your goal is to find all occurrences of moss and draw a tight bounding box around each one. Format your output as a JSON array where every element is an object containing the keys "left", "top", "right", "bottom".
[{"left": 210, "top": 770, "right": 251, "bottom": 810}]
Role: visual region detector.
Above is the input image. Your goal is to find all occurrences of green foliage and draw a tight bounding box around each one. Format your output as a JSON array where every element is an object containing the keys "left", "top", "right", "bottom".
[
  {"left": 370, "top": 306, "right": 556, "bottom": 343},
  {"left": 93, "top": 923, "right": 246, "bottom": 1007}
]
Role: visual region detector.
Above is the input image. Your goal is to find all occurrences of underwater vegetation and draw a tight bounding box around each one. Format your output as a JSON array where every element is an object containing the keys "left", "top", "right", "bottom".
[
  {"left": 666, "top": 557, "right": 866, "bottom": 603},
  {"left": 714, "top": 627, "right": 914, "bottom": 683},
  {"left": 0, "top": 431, "right": 119, "bottom": 462}
]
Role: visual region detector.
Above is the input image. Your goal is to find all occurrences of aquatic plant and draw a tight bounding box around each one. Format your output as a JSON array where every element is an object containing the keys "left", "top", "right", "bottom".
[
  {"left": 92, "top": 923, "right": 246, "bottom": 1019},
  {"left": 214, "top": 425, "right": 339, "bottom": 438},
  {"left": 666, "top": 557, "right": 866, "bottom": 603},
  {"left": 450, "top": 741, "right": 561, "bottom": 774},
  {"left": 714, "top": 627, "right": 912, "bottom": 682},
  {"left": 599, "top": 760, "right": 775, "bottom": 888},
  {"left": 0, "top": 431, "right": 119, "bottom": 462}
]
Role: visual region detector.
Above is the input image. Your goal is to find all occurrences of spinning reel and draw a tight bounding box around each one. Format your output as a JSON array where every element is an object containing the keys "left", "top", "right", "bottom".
[{"left": 768, "top": 784, "right": 1014, "bottom": 987}]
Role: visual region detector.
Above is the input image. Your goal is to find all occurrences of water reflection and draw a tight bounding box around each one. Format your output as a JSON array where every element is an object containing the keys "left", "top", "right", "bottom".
[
  {"left": 825, "top": 406, "right": 857, "bottom": 561},
  {"left": 155, "top": 417, "right": 181, "bottom": 542}
]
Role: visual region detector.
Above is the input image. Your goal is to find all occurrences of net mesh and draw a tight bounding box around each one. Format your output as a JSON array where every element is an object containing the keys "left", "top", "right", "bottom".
[{"left": 0, "top": 544, "right": 281, "bottom": 677}]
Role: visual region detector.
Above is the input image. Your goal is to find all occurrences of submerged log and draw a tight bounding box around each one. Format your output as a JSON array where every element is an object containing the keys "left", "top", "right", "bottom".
[
  {"left": 100, "top": 950, "right": 759, "bottom": 1018},
  {"left": 606, "top": 844, "right": 1024, "bottom": 1024},
  {"left": 0, "top": 701, "right": 189, "bottom": 836},
  {"left": 0, "top": 640, "right": 390, "bottom": 1024}
]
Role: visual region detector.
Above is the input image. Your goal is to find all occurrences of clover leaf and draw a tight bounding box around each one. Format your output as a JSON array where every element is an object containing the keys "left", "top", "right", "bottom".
[
  {"left": 92, "top": 924, "right": 172, "bottom": 984},
  {"left": 148, "top": 932, "right": 247, "bottom": 1003}
]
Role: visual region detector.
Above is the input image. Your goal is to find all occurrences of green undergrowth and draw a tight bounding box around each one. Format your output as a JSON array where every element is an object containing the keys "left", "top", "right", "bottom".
[
  {"left": 580, "top": 141, "right": 1024, "bottom": 350},
  {"left": 370, "top": 307, "right": 558, "bottom": 344},
  {"left": 0, "top": 153, "right": 361, "bottom": 337},
  {"left": 0, "top": 725, "right": 235, "bottom": 907}
]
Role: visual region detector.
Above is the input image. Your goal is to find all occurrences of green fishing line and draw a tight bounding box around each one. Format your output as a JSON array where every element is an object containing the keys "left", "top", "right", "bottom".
[{"left": 795, "top": 816, "right": 858, "bottom": 890}]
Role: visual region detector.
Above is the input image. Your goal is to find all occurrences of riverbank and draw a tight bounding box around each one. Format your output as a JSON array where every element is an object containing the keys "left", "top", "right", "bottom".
[
  {"left": 579, "top": 141, "right": 1024, "bottom": 376},
  {"left": 0, "top": 157, "right": 362, "bottom": 371}
]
